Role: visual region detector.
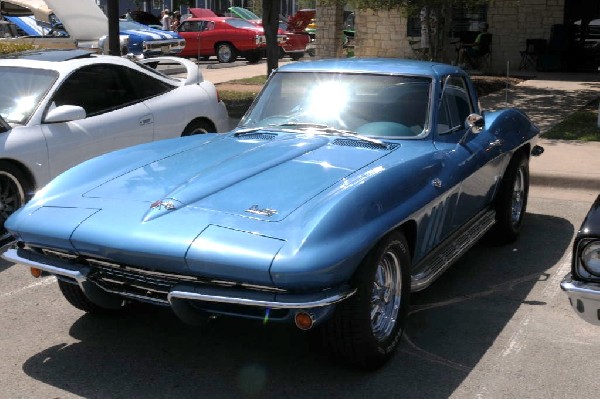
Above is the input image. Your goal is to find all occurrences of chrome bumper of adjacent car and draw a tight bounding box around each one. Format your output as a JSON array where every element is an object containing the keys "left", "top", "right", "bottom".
[
  {"left": 3, "top": 246, "right": 355, "bottom": 316},
  {"left": 560, "top": 273, "right": 600, "bottom": 326}
]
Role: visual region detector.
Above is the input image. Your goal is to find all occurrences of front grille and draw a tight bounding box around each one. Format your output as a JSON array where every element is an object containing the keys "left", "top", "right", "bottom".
[
  {"left": 35, "top": 247, "right": 286, "bottom": 304},
  {"left": 87, "top": 265, "right": 182, "bottom": 304}
]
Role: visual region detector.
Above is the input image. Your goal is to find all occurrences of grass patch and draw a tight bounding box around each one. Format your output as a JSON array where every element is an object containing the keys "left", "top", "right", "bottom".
[
  {"left": 227, "top": 75, "right": 267, "bottom": 85},
  {"left": 0, "top": 41, "right": 36, "bottom": 55},
  {"left": 544, "top": 97, "right": 600, "bottom": 141}
]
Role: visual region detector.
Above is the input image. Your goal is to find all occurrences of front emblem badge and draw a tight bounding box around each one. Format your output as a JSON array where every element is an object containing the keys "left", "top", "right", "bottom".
[
  {"left": 150, "top": 200, "right": 176, "bottom": 210},
  {"left": 246, "top": 204, "right": 278, "bottom": 217}
]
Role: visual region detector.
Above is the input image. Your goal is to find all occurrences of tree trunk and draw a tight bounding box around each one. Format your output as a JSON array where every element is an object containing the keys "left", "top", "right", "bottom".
[{"left": 262, "top": 0, "right": 281, "bottom": 75}]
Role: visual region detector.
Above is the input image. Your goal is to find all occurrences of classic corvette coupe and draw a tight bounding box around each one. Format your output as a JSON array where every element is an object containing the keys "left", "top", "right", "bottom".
[
  {"left": 561, "top": 195, "right": 600, "bottom": 325},
  {"left": 3, "top": 58, "right": 542, "bottom": 369}
]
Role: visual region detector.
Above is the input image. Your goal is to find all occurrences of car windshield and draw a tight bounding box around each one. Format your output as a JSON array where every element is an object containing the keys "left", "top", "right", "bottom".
[
  {"left": 0, "top": 66, "right": 58, "bottom": 124},
  {"left": 239, "top": 71, "right": 432, "bottom": 138}
]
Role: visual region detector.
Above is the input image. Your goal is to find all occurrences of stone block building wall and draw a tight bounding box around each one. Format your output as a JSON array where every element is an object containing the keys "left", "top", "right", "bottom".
[
  {"left": 487, "top": 0, "right": 565, "bottom": 73},
  {"left": 314, "top": 1, "right": 566, "bottom": 74},
  {"left": 314, "top": 4, "right": 345, "bottom": 58},
  {"left": 353, "top": 8, "right": 413, "bottom": 58}
]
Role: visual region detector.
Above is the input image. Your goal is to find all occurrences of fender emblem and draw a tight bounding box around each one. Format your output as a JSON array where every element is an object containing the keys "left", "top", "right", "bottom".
[
  {"left": 150, "top": 200, "right": 176, "bottom": 210},
  {"left": 246, "top": 204, "right": 278, "bottom": 217}
]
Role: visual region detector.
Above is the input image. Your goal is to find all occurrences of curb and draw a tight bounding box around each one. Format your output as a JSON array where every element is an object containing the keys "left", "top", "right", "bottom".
[{"left": 530, "top": 172, "right": 600, "bottom": 190}]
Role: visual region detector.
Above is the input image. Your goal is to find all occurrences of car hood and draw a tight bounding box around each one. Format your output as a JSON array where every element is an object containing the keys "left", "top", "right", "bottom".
[
  {"left": 44, "top": 0, "right": 108, "bottom": 41},
  {"left": 189, "top": 8, "right": 218, "bottom": 18},
  {"left": 82, "top": 132, "right": 395, "bottom": 222},
  {"left": 287, "top": 9, "right": 315, "bottom": 32}
]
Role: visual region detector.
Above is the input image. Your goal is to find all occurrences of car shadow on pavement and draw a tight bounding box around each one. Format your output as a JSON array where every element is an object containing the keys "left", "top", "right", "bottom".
[{"left": 21, "top": 212, "right": 572, "bottom": 399}]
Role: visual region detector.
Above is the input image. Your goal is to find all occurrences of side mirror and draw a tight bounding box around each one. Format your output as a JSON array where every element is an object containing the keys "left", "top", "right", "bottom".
[
  {"left": 465, "top": 113, "right": 484, "bottom": 134},
  {"left": 44, "top": 105, "right": 86, "bottom": 123}
]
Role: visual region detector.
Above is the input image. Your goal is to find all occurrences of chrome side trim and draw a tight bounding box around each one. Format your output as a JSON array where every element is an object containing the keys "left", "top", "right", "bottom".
[
  {"left": 411, "top": 209, "right": 496, "bottom": 291},
  {"left": 168, "top": 288, "right": 356, "bottom": 309}
]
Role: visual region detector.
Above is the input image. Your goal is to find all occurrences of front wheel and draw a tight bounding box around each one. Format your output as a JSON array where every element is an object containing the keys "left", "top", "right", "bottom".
[
  {"left": 58, "top": 280, "right": 118, "bottom": 314},
  {"left": 0, "top": 162, "right": 32, "bottom": 241},
  {"left": 491, "top": 152, "right": 529, "bottom": 243},
  {"left": 315, "top": 232, "right": 411, "bottom": 370},
  {"left": 216, "top": 43, "right": 236, "bottom": 63}
]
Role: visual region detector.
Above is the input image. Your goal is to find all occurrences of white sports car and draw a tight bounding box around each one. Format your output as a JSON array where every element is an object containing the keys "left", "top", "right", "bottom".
[{"left": 0, "top": 49, "right": 229, "bottom": 239}]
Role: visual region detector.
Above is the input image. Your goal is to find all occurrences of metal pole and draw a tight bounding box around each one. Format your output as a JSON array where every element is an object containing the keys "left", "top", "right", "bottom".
[{"left": 107, "top": 0, "right": 120, "bottom": 56}]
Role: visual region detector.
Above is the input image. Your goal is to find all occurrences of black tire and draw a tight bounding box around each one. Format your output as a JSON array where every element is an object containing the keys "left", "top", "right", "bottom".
[
  {"left": 315, "top": 232, "right": 411, "bottom": 370},
  {"left": 491, "top": 152, "right": 529, "bottom": 243},
  {"left": 290, "top": 52, "right": 304, "bottom": 61},
  {"left": 0, "top": 162, "right": 32, "bottom": 240},
  {"left": 57, "top": 280, "right": 115, "bottom": 314},
  {"left": 181, "top": 119, "right": 214, "bottom": 136},
  {"left": 216, "top": 43, "right": 236, "bottom": 63},
  {"left": 245, "top": 51, "right": 262, "bottom": 64}
]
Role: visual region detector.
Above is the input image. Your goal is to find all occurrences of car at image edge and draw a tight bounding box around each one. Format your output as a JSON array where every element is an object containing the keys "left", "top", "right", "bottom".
[{"left": 561, "top": 195, "right": 600, "bottom": 324}]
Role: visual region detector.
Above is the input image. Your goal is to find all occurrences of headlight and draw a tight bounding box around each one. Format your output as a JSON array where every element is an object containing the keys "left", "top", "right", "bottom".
[{"left": 581, "top": 240, "right": 600, "bottom": 276}]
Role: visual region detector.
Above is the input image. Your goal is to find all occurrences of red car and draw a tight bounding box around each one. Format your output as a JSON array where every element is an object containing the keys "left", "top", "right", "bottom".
[
  {"left": 279, "top": 9, "right": 315, "bottom": 60},
  {"left": 177, "top": 16, "right": 284, "bottom": 63},
  {"left": 228, "top": 7, "right": 315, "bottom": 60}
]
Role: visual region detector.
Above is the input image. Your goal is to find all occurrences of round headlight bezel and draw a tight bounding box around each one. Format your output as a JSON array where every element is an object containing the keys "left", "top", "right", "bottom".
[{"left": 580, "top": 240, "right": 600, "bottom": 277}]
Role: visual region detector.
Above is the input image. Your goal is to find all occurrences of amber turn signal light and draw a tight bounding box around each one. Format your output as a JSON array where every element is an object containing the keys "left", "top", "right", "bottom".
[
  {"left": 30, "top": 267, "right": 43, "bottom": 278},
  {"left": 294, "top": 312, "right": 314, "bottom": 330}
]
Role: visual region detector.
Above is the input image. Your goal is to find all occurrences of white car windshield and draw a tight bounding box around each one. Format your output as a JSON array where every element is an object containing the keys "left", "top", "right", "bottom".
[
  {"left": 0, "top": 66, "right": 58, "bottom": 124},
  {"left": 239, "top": 72, "right": 432, "bottom": 138}
]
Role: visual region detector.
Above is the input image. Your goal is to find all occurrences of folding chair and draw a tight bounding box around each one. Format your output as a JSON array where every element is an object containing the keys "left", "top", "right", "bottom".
[{"left": 519, "top": 39, "right": 547, "bottom": 70}]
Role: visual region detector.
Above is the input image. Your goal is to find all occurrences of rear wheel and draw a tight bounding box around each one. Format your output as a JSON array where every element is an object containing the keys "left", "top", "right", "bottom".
[
  {"left": 0, "top": 162, "right": 32, "bottom": 241},
  {"left": 315, "top": 232, "right": 411, "bottom": 370},
  {"left": 290, "top": 52, "right": 304, "bottom": 61},
  {"left": 491, "top": 152, "right": 529, "bottom": 243},
  {"left": 216, "top": 43, "right": 236, "bottom": 63},
  {"left": 181, "top": 119, "right": 214, "bottom": 136},
  {"left": 245, "top": 51, "right": 262, "bottom": 64}
]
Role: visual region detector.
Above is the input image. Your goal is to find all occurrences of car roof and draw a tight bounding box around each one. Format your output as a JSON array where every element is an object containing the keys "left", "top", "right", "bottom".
[
  {"left": 276, "top": 58, "right": 463, "bottom": 78},
  {"left": 0, "top": 48, "right": 96, "bottom": 62},
  {"left": 0, "top": 49, "right": 143, "bottom": 74}
]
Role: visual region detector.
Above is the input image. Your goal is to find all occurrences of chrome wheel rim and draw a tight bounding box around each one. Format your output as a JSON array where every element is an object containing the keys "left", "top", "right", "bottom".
[
  {"left": 510, "top": 166, "right": 525, "bottom": 225},
  {"left": 0, "top": 171, "right": 24, "bottom": 230},
  {"left": 371, "top": 249, "right": 402, "bottom": 342},
  {"left": 218, "top": 46, "right": 232, "bottom": 62}
]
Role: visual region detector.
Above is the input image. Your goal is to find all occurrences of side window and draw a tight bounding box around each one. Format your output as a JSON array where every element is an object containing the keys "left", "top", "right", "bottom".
[
  {"left": 51, "top": 64, "right": 136, "bottom": 117},
  {"left": 438, "top": 75, "right": 474, "bottom": 136},
  {"left": 125, "top": 68, "right": 173, "bottom": 100}
]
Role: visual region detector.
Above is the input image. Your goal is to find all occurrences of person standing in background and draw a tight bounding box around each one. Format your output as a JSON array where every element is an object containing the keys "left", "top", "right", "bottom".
[{"left": 161, "top": 9, "right": 171, "bottom": 31}]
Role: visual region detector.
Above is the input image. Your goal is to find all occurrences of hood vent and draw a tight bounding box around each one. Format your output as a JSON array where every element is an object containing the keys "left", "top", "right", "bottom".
[
  {"left": 236, "top": 133, "right": 277, "bottom": 141},
  {"left": 332, "top": 138, "right": 398, "bottom": 151}
]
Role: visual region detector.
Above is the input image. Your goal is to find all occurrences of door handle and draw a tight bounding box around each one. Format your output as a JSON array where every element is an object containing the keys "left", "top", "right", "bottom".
[{"left": 139, "top": 115, "right": 154, "bottom": 126}]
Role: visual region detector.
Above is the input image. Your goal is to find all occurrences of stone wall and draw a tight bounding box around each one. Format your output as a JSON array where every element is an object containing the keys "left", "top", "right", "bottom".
[
  {"left": 313, "top": 1, "right": 566, "bottom": 73},
  {"left": 353, "top": 8, "right": 414, "bottom": 58},
  {"left": 314, "top": 2, "right": 345, "bottom": 58},
  {"left": 487, "top": 0, "right": 565, "bottom": 73}
]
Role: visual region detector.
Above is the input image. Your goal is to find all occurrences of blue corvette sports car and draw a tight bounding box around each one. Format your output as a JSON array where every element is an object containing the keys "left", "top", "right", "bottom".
[{"left": 3, "top": 58, "right": 542, "bottom": 369}]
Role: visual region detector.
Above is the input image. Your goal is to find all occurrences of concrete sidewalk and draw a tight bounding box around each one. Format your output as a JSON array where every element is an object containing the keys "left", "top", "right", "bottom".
[
  {"left": 479, "top": 73, "right": 600, "bottom": 191},
  {"left": 202, "top": 63, "right": 600, "bottom": 192}
]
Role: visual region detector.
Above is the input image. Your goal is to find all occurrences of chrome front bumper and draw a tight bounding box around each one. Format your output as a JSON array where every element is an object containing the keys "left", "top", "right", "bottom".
[
  {"left": 2, "top": 247, "right": 355, "bottom": 324},
  {"left": 560, "top": 273, "right": 600, "bottom": 326}
]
